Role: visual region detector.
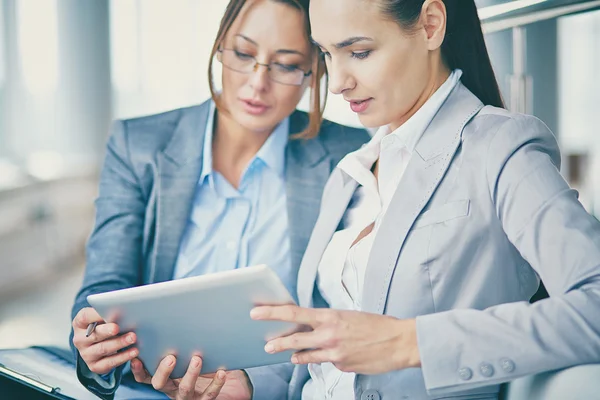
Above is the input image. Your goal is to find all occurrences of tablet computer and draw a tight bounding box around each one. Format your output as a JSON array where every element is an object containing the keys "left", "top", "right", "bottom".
[{"left": 87, "top": 265, "right": 298, "bottom": 378}]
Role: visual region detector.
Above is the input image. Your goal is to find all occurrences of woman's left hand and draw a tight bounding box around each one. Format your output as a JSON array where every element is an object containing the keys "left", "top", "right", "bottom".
[{"left": 250, "top": 305, "right": 421, "bottom": 374}]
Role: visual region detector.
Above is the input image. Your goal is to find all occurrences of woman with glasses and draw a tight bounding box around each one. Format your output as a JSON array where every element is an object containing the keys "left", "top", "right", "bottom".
[{"left": 70, "top": 0, "right": 369, "bottom": 399}]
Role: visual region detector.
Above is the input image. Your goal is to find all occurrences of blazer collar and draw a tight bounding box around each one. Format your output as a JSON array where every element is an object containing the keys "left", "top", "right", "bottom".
[
  {"left": 416, "top": 82, "right": 484, "bottom": 161},
  {"left": 162, "top": 99, "right": 212, "bottom": 167}
]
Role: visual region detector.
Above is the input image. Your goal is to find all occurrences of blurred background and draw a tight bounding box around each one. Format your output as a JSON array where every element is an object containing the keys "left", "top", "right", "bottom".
[{"left": 0, "top": 0, "right": 599, "bottom": 351}]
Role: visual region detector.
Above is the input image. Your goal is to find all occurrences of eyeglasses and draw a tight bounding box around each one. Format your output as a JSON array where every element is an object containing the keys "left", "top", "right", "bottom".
[{"left": 217, "top": 48, "right": 312, "bottom": 86}]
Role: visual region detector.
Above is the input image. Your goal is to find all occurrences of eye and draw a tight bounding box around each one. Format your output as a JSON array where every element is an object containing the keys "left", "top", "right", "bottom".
[
  {"left": 234, "top": 50, "right": 254, "bottom": 60},
  {"left": 351, "top": 51, "right": 371, "bottom": 60},
  {"left": 273, "top": 63, "right": 300, "bottom": 73},
  {"left": 320, "top": 50, "right": 331, "bottom": 59}
]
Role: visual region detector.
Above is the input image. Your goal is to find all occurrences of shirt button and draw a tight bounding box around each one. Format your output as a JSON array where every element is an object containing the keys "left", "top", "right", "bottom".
[
  {"left": 360, "top": 389, "right": 381, "bottom": 400},
  {"left": 458, "top": 367, "right": 473, "bottom": 381},
  {"left": 500, "top": 358, "right": 516, "bottom": 373},
  {"left": 479, "top": 362, "right": 495, "bottom": 377}
]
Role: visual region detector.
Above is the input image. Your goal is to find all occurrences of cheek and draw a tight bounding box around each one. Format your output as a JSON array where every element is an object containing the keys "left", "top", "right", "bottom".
[
  {"left": 221, "top": 69, "right": 245, "bottom": 95},
  {"left": 273, "top": 85, "right": 305, "bottom": 114}
]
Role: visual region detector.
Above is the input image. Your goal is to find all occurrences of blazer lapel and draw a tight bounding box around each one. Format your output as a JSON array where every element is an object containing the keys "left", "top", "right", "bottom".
[
  {"left": 297, "top": 169, "right": 358, "bottom": 308},
  {"left": 361, "top": 83, "right": 484, "bottom": 314},
  {"left": 151, "top": 102, "right": 211, "bottom": 283},
  {"left": 286, "top": 111, "right": 333, "bottom": 297}
]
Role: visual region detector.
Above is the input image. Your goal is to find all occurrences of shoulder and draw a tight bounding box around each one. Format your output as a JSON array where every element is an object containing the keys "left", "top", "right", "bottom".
[
  {"left": 318, "top": 118, "right": 370, "bottom": 152},
  {"left": 290, "top": 109, "right": 370, "bottom": 163},
  {"left": 463, "top": 106, "right": 559, "bottom": 165},
  {"left": 109, "top": 100, "right": 211, "bottom": 155}
]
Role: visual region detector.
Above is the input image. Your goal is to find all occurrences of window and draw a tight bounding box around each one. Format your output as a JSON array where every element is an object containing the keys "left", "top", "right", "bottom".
[
  {"left": 0, "top": 0, "right": 6, "bottom": 88},
  {"left": 16, "top": 0, "right": 59, "bottom": 94}
]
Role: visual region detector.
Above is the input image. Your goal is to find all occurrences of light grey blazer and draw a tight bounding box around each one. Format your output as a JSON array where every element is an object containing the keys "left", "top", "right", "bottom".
[{"left": 268, "top": 82, "right": 600, "bottom": 400}]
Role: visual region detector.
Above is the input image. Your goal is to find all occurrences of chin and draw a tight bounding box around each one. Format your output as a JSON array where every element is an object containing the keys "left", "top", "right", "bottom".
[
  {"left": 236, "top": 113, "right": 278, "bottom": 135},
  {"left": 357, "top": 113, "right": 388, "bottom": 129}
]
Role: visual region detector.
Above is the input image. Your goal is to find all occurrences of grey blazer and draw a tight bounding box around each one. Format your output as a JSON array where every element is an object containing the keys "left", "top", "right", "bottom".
[
  {"left": 272, "top": 82, "right": 600, "bottom": 400},
  {"left": 69, "top": 99, "right": 369, "bottom": 399}
]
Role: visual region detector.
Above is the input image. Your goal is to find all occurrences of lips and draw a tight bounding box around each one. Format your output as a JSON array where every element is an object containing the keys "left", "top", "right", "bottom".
[
  {"left": 348, "top": 98, "right": 373, "bottom": 113},
  {"left": 240, "top": 98, "right": 270, "bottom": 116}
]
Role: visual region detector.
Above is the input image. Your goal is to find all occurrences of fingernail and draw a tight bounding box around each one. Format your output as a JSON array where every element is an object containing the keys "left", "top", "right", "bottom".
[
  {"left": 167, "top": 356, "right": 175, "bottom": 366},
  {"left": 291, "top": 355, "right": 299, "bottom": 364},
  {"left": 192, "top": 356, "right": 201, "bottom": 368},
  {"left": 264, "top": 343, "right": 274, "bottom": 353},
  {"left": 130, "top": 349, "right": 138, "bottom": 357},
  {"left": 250, "top": 309, "right": 261, "bottom": 319},
  {"left": 217, "top": 370, "right": 225, "bottom": 380},
  {"left": 127, "top": 334, "right": 134, "bottom": 344}
]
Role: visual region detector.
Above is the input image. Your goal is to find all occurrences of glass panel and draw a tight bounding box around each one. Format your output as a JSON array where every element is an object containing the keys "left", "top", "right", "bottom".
[
  {"left": 558, "top": 9, "right": 600, "bottom": 216},
  {"left": 16, "top": 0, "right": 59, "bottom": 94}
]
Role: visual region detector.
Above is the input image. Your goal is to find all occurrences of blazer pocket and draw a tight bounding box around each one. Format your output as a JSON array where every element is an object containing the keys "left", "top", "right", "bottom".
[{"left": 413, "top": 199, "right": 470, "bottom": 229}]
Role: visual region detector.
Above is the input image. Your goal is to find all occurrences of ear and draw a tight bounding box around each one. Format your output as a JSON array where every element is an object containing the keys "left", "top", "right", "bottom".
[{"left": 420, "top": 0, "right": 446, "bottom": 51}]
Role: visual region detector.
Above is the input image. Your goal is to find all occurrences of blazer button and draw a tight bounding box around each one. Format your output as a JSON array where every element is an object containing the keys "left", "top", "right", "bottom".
[
  {"left": 458, "top": 367, "right": 473, "bottom": 381},
  {"left": 479, "top": 362, "right": 495, "bottom": 377},
  {"left": 360, "top": 389, "right": 381, "bottom": 400},
  {"left": 500, "top": 358, "right": 516, "bottom": 373}
]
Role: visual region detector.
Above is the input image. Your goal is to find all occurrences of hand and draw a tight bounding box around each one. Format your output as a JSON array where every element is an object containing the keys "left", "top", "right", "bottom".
[
  {"left": 251, "top": 305, "right": 420, "bottom": 374},
  {"left": 72, "top": 307, "right": 138, "bottom": 374},
  {"left": 131, "top": 355, "right": 253, "bottom": 400}
]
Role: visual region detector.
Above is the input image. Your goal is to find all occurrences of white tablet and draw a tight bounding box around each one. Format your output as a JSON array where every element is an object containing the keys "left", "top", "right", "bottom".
[{"left": 87, "top": 265, "right": 298, "bottom": 378}]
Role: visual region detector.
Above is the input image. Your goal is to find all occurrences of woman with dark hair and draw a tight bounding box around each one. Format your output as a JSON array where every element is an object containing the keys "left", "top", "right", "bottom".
[
  {"left": 250, "top": 0, "right": 600, "bottom": 399},
  {"left": 69, "top": 0, "right": 369, "bottom": 398}
]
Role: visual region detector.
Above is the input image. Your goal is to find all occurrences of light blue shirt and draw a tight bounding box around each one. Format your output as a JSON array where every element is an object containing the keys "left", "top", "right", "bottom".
[{"left": 172, "top": 102, "right": 295, "bottom": 295}]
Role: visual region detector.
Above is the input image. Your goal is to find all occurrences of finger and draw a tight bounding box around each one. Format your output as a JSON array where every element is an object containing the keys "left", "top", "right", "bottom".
[
  {"left": 291, "top": 349, "right": 331, "bottom": 365},
  {"left": 131, "top": 358, "right": 152, "bottom": 384},
  {"left": 152, "top": 355, "right": 177, "bottom": 391},
  {"left": 87, "top": 347, "right": 139, "bottom": 375},
  {"left": 176, "top": 356, "right": 202, "bottom": 400},
  {"left": 200, "top": 370, "right": 226, "bottom": 400},
  {"left": 265, "top": 331, "right": 321, "bottom": 354},
  {"left": 73, "top": 307, "right": 103, "bottom": 329},
  {"left": 85, "top": 332, "right": 137, "bottom": 362},
  {"left": 85, "top": 323, "right": 123, "bottom": 344},
  {"left": 250, "top": 305, "right": 321, "bottom": 327}
]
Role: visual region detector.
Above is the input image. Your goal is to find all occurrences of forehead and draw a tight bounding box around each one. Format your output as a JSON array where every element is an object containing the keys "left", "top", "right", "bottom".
[
  {"left": 227, "top": 0, "right": 309, "bottom": 50},
  {"left": 309, "top": 0, "right": 399, "bottom": 45}
]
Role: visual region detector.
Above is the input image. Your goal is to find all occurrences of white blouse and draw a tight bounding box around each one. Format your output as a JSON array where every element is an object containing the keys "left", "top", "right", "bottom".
[{"left": 302, "top": 69, "right": 463, "bottom": 400}]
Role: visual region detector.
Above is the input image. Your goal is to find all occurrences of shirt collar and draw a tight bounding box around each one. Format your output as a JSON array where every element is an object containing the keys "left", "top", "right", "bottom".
[
  {"left": 199, "top": 100, "right": 217, "bottom": 184},
  {"left": 199, "top": 100, "right": 289, "bottom": 184},
  {"left": 255, "top": 117, "right": 289, "bottom": 179}
]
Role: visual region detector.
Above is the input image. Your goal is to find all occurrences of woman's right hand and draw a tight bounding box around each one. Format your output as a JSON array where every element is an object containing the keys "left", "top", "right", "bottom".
[{"left": 72, "top": 307, "right": 139, "bottom": 374}]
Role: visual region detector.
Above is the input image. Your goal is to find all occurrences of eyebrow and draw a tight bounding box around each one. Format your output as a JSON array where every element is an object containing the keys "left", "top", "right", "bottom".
[
  {"left": 311, "top": 36, "right": 374, "bottom": 50},
  {"left": 235, "top": 34, "right": 306, "bottom": 57}
]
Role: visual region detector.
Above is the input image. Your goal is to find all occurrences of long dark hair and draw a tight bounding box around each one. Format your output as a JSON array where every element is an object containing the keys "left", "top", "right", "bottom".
[{"left": 379, "top": 0, "right": 504, "bottom": 108}]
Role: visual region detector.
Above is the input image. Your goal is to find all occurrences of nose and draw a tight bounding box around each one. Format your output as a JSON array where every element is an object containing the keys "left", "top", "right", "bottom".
[
  {"left": 327, "top": 58, "right": 354, "bottom": 95},
  {"left": 248, "top": 63, "right": 270, "bottom": 92}
]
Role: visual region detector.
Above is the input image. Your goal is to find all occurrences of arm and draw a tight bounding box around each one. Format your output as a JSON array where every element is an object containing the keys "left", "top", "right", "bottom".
[
  {"left": 70, "top": 120, "right": 147, "bottom": 399},
  {"left": 244, "top": 363, "right": 294, "bottom": 400},
  {"left": 417, "top": 116, "right": 600, "bottom": 396}
]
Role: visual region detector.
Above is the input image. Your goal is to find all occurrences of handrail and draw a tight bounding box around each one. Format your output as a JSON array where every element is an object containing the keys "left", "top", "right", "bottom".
[{"left": 479, "top": 0, "right": 600, "bottom": 33}]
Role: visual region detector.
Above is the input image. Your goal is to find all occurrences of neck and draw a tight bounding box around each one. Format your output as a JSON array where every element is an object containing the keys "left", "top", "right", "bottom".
[
  {"left": 389, "top": 62, "right": 451, "bottom": 132},
  {"left": 212, "top": 109, "right": 275, "bottom": 188}
]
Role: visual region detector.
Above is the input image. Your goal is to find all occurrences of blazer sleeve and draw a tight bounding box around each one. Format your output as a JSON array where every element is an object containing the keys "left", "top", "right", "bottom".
[
  {"left": 244, "top": 363, "right": 294, "bottom": 400},
  {"left": 416, "top": 115, "right": 600, "bottom": 396},
  {"left": 70, "top": 120, "right": 146, "bottom": 400}
]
